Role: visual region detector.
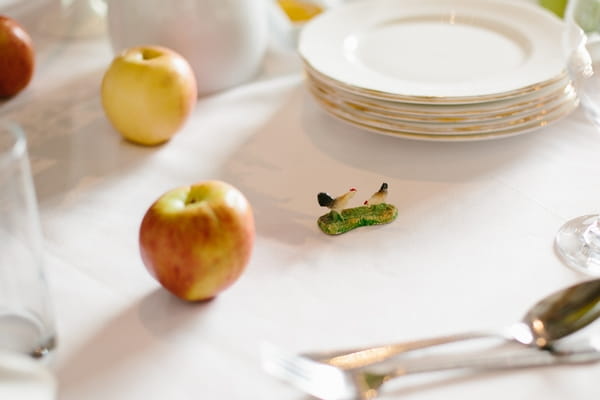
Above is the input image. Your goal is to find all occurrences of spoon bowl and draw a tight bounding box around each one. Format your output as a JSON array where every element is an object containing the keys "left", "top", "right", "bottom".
[{"left": 521, "top": 278, "right": 600, "bottom": 347}]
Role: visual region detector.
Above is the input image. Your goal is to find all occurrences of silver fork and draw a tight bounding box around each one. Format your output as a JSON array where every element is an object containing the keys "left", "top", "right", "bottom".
[{"left": 261, "top": 338, "right": 600, "bottom": 400}]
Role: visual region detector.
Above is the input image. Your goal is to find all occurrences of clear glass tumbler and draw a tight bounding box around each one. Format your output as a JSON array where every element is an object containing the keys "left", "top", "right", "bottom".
[{"left": 0, "top": 121, "right": 56, "bottom": 358}]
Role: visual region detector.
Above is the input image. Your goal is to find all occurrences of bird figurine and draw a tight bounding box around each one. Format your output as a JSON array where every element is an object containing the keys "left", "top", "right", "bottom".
[
  {"left": 317, "top": 187, "right": 357, "bottom": 219},
  {"left": 363, "top": 182, "right": 388, "bottom": 205}
]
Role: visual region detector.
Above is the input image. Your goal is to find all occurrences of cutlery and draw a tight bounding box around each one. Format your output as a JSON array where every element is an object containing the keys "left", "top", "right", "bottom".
[
  {"left": 305, "top": 278, "right": 600, "bottom": 369},
  {"left": 262, "top": 336, "right": 600, "bottom": 400}
]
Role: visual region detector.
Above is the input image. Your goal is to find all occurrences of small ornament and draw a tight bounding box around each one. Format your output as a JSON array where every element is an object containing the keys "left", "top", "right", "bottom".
[
  {"left": 364, "top": 182, "right": 388, "bottom": 205},
  {"left": 317, "top": 183, "right": 397, "bottom": 235},
  {"left": 317, "top": 187, "right": 357, "bottom": 222}
]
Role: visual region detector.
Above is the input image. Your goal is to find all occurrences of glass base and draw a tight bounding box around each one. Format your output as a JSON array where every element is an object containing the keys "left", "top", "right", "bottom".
[
  {"left": 0, "top": 314, "right": 56, "bottom": 359},
  {"left": 555, "top": 214, "right": 600, "bottom": 275}
]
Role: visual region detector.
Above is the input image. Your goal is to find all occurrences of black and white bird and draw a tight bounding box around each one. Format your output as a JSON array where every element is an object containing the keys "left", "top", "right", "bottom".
[
  {"left": 363, "top": 183, "right": 388, "bottom": 205},
  {"left": 317, "top": 187, "right": 357, "bottom": 214}
]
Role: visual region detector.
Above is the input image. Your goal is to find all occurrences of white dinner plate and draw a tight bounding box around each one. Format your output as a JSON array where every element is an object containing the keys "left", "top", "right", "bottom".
[
  {"left": 305, "top": 73, "right": 574, "bottom": 122},
  {"left": 303, "top": 60, "right": 569, "bottom": 106},
  {"left": 312, "top": 90, "right": 578, "bottom": 141},
  {"left": 309, "top": 82, "right": 576, "bottom": 131},
  {"left": 299, "top": 0, "right": 565, "bottom": 102}
]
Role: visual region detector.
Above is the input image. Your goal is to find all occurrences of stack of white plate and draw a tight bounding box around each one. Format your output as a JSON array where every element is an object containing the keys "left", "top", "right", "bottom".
[{"left": 298, "top": 0, "right": 577, "bottom": 141}]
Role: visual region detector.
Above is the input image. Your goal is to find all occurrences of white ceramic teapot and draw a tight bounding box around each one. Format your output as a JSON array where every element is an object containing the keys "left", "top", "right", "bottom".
[{"left": 106, "top": 0, "right": 268, "bottom": 95}]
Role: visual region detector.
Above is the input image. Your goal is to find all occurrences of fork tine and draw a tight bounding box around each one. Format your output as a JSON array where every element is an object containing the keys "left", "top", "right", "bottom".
[{"left": 261, "top": 342, "right": 359, "bottom": 400}]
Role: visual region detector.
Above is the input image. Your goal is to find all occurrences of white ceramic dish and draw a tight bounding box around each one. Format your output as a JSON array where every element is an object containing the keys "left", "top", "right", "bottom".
[
  {"left": 299, "top": 0, "right": 565, "bottom": 101},
  {"left": 311, "top": 88, "right": 578, "bottom": 141},
  {"left": 316, "top": 100, "right": 578, "bottom": 141},
  {"left": 313, "top": 86, "right": 577, "bottom": 134},
  {"left": 305, "top": 71, "right": 573, "bottom": 119},
  {"left": 303, "top": 59, "right": 569, "bottom": 105},
  {"left": 308, "top": 81, "right": 574, "bottom": 123},
  {"left": 309, "top": 81, "right": 576, "bottom": 129}
]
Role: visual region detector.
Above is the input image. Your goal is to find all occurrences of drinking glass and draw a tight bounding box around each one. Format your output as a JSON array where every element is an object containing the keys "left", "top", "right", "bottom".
[
  {"left": 555, "top": 0, "right": 600, "bottom": 275},
  {"left": 39, "top": 0, "right": 106, "bottom": 39},
  {"left": 0, "top": 121, "right": 56, "bottom": 358}
]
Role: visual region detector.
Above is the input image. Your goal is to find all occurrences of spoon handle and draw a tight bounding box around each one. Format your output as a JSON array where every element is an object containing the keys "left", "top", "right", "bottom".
[{"left": 381, "top": 338, "right": 600, "bottom": 379}]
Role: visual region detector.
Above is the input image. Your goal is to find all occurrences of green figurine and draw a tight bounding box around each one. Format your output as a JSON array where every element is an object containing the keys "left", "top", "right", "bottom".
[{"left": 317, "top": 183, "right": 397, "bottom": 235}]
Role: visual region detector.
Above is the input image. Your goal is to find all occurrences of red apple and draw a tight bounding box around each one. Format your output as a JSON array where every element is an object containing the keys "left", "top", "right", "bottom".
[
  {"left": 0, "top": 15, "right": 34, "bottom": 98},
  {"left": 139, "top": 180, "right": 255, "bottom": 301}
]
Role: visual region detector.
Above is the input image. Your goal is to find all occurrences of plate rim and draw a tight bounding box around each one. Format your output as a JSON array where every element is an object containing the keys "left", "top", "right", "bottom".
[
  {"left": 305, "top": 71, "right": 573, "bottom": 118},
  {"left": 308, "top": 81, "right": 576, "bottom": 127},
  {"left": 310, "top": 89, "right": 579, "bottom": 141}
]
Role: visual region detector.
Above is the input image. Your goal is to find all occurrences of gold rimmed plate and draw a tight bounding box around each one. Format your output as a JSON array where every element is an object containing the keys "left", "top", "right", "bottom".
[
  {"left": 310, "top": 89, "right": 578, "bottom": 141},
  {"left": 311, "top": 87, "right": 577, "bottom": 134},
  {"left": 303, "top": 59, "right": 568, "bottom": 106},
  {"left": 299, "top": 0, "right": 566, "bottom": 104},
  {"left": 306, "top": 74, "right": 575, "bottom": 123}
]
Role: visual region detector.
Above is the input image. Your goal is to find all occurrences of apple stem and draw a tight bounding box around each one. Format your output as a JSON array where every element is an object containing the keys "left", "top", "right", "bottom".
[{"left": 141, "top": 48, "right": 162, "bottom": 60}]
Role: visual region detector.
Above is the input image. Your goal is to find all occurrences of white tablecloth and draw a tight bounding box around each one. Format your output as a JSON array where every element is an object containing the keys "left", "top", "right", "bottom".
[{"left": 2, "top": 0, "right": 600, "bottom": 399}]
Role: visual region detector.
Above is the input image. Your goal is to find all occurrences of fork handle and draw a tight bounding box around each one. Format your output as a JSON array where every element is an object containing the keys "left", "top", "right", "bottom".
[{"left": 307, "top": 330, "right": 501, "bottom": 369}]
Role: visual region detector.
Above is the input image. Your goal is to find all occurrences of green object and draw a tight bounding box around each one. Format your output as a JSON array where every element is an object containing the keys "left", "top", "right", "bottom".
[
  {"left": 572, "top": 0, "right": 600, "bottom": 33},
  {"left": 539, "top": 0, "right": 568, "bottom": 18},
  {"left": 317, "top": 203, "right": 398, "bottom": 235}
]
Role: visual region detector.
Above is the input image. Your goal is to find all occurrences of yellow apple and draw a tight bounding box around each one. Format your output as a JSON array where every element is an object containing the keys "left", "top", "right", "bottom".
[
  {"left": 101, "top": 45, "right": 197, "bottom": 146},
  {"left": 139, "top": 180, "right": 255, "bottom": 301}
]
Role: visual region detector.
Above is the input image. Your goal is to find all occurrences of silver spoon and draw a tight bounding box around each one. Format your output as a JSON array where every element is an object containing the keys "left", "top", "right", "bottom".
[{"left": 305, "top": 278, "right": 600, "bottom": 369}]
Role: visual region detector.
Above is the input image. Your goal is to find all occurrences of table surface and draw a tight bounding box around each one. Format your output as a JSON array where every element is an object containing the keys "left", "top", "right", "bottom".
[{"left": 3, "top": 0, "right": 600, "bottom": 399}]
